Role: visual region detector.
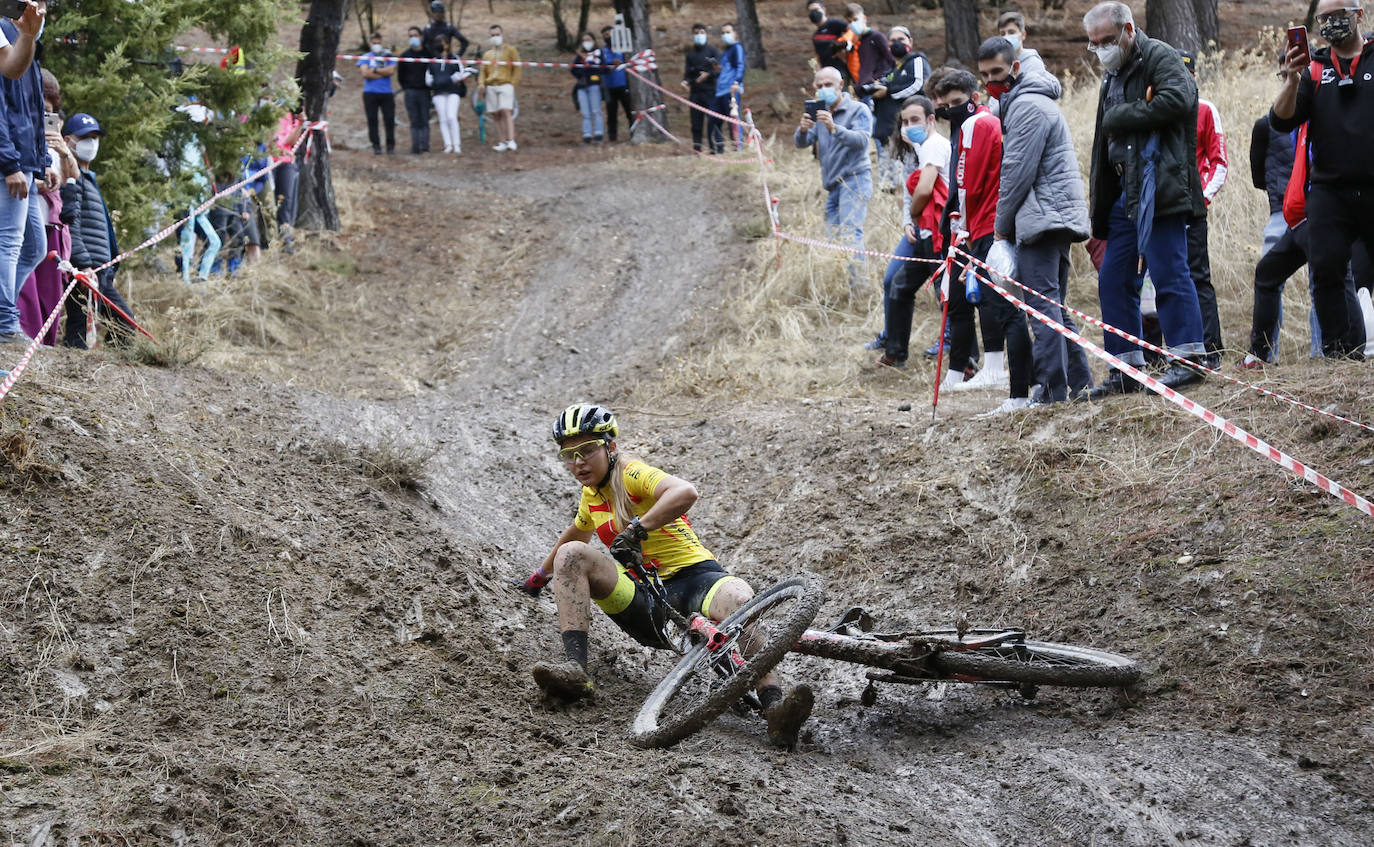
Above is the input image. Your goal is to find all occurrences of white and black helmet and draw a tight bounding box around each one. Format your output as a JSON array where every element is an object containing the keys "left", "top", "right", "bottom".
[{"left": 552, "top": 404, "right": 619, "bottom": 443}]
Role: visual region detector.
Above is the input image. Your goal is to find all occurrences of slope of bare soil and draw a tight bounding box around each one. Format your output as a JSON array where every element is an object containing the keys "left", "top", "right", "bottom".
[{"left": 4, "top": 3, "right": 1374, "bottom": 844}]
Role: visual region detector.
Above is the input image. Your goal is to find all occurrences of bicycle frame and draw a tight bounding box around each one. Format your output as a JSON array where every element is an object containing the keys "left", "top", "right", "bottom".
[{"left": 792, "top": 626, "right": 1029, "bottom": 682}]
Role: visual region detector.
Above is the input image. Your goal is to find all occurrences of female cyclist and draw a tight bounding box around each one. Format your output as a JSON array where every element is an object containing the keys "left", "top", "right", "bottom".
[{"left": 513, "top": 404, "right": 814, "bottom": 749}]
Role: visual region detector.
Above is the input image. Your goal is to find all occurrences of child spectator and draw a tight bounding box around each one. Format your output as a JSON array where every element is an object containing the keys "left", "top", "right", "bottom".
[
  {"left": 59, "top": 113, "right": 135, "bottom": 348},
  {"left": 272, "top": 106, "right": 305, "bottom": 252}
]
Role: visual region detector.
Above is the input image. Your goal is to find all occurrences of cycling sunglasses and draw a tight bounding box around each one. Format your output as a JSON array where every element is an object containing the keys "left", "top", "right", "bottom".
[{"left": 557, "top": 438, "right": 608, "bottom": 465}]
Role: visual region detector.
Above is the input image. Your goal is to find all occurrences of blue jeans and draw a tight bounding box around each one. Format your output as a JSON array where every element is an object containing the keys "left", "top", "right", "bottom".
[
  {"left": 0, "top": 179, "right": 46, "bottom": 337},
  {"left": 881, "top": 233, "right": 938, "bottom": 363},
  {"left": 1098, "top": 195, "right": 1204, "bottom": 366},
  {"left": 824, "top": 171, "right": 871, "bottom": 287},
  {"left": 576, "top": 86, "right": 604, "bottom": 139}
]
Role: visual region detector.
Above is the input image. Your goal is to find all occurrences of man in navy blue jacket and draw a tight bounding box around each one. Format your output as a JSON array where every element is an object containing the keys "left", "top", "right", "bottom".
[{"left": 0, "top": 8, "right": 48, "bottom": 347}]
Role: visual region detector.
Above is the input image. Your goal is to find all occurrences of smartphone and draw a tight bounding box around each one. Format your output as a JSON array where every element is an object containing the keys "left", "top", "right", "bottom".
[
  {"left": 804, "top": 99, "right": 822, "bottom": 118},
  {"left": 44, "top": 112, "right": 60, "bottom": 134},
  {"left": 1287, "top": 25, "right": 1310, "bottom": 65},
  {"left": 0, "top": 0, "right": 28, "bottom": 20}
]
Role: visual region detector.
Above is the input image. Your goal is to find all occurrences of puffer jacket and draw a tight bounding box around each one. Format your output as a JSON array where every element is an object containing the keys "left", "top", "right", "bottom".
[
  {"left": 0, "top": 20, "right": 47, "bottom": 178},
  {"left": 995, "top": 68, "right": 1089, "bottom": 245},
  {"left": 60, "top": 170, "right": 116, "bottom": 269},
  {"left": 1087, "top": 32, "right": 1203, "bottom": 239},
  {"left": 1249, "top": 115, "right": 1294, "bottom": 215}
]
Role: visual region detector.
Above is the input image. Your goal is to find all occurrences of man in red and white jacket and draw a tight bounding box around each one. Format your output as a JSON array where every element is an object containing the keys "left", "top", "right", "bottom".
[
  {"left": 931, "top": 68, "right": 1031, "bottom": 407},
  {"left": 1179, "top": 50, "right": 1226, "bottom": 368}
]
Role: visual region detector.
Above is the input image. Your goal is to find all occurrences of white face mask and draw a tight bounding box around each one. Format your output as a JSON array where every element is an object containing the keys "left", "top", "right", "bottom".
[
  {"left": 723, "top": 32, "right": 736, "bottom": 46},
  {"left": 1092, "top": 43, "right": 1124, "bottom": 72},
  {"left": 74, "top": 138, "right": 99, "bottom": 162},
  {"left": 490, "top": 34, "right": 502, "bottom": 46},
  {"left": 582, "top": 40, "right": 594, "bottom": 51},
  {"left": 1002, "top": 33, "right": 1021, "bottom": 53}
]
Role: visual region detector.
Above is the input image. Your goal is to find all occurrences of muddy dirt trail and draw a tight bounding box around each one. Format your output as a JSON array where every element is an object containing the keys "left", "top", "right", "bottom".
[{"left": 2, "top": 141, "right": 1373, "bottom": 846}]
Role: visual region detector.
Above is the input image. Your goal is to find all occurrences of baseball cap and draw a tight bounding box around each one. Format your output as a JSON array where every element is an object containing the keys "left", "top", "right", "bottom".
[
  {"left": 431, "top": 1, "right": 445, "bottom": 10},
  {"left": 1177, "top": 49, "right": 1197, "bottom": 74},
  {"left": 63, "top": 113, "right": 104, "bottom": 137}
]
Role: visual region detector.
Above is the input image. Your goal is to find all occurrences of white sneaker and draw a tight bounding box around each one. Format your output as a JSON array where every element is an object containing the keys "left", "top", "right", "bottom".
[
  {"left": 950, "top": 367, "right": 1009, "bottom": 392},
  {"left": 493, "top": 141, "right": 510, "bottom": 151},
  {"left": 507, "top": 140, "right": 518, "bottom": 151},
  {"left": 974, "top": 397, "right": 1032, "bottom": 419},
  {"left": 938, "top": 370, "right": 965, "bottom": 391},
  {"left": 453, "top": 146, "right": 462, "bottom": 154},
  {"left": 442, "top": 145, "right": 453, "bottom": 153}
]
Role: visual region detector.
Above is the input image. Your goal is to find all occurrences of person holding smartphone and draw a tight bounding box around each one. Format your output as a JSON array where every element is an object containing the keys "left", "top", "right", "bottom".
[{"left": 0, "top": 0, "right": 46, "bottom": 348}]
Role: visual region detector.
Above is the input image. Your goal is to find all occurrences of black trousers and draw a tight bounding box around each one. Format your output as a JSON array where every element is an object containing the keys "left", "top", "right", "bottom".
[
  {"left": 1248, "top": 220, "right": 1366, "bottom": 361},
  {"left": 689, "top": 91, "right": 712, "bottom": 151},
  {"left": 1186, "top": 212, "right": 1223, "bottom": 361},
  {"left": 1305, "top": 182, "right": 1374, "bottom": 357},
  {"left": 882, "top": 236, "right": 938, "bottom": 363},
  {"left": 949, "top": 234, "right": 1032, "bottom": 396},
  {"left": 402, "top": 88, "right": 431, "bottom": 153},
  {"left": 63, "top": 268, "right": 135, "bottom": 349},
  {"left": 604, "top": 85, "right": 633, "bottom": 141},
  {"left": 363, "top": 91, "right": 396, "bottom": 152}
]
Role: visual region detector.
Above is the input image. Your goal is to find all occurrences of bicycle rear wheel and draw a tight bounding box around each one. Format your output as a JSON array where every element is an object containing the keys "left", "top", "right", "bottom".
[
  {"left": 933, "top": 639, "right": 1141, "bottom": 688},
  {"left": 629, "top": 573, "right": 824, "bottom": 749}
]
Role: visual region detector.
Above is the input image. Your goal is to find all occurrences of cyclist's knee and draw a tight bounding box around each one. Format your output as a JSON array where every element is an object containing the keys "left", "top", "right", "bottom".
[
  {"left": 705, "top": 577, "right": 754, "bottom": 621},
  {"left": 554, "top": 540, "right": 595, "bottom": 574}
]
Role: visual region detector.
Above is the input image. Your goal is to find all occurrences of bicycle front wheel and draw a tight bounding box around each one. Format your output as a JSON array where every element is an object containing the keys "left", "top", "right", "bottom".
[
  {"left": 933, "top": 639, "right": 1142, "bottom": 688},
  {"left": 629, "top": 572, "right": 824, "bottom": 749}
]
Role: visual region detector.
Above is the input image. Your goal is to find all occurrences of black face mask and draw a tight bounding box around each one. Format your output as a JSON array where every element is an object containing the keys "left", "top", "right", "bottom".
[
  {"left": 935, "top": 99, "right": 977, "bottom": 130},
  {"left": 809, "top": 9, "right": 824, "bottom": 23},
  {"left": 891, "top": 42, "right": 910, "bottom": 58}
]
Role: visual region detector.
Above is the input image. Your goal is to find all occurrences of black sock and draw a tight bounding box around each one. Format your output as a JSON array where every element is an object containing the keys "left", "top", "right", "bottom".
[
  {"left": 561, "top": 630, "right": 589, "bottom": 669},
  {"left": 757, "top": 684, "right": 783, "bottom": 710}
]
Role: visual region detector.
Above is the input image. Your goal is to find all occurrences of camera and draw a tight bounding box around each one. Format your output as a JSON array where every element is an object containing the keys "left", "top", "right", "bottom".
[{"left": 804, "top": 99, "right": 822, "bottom": 118}]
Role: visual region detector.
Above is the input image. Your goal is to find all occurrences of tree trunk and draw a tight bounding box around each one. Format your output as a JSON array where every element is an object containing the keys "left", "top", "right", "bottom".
[
  {"left": 1193, "top": 0, "right": 1218, "bottom": 51},
  {"left": 1305, "top": 0, "right": 1319, "bottom": 29},
  {"left": 623, "top": 0, "right": 670, "bottom": 143},
  {"left": 296, "top": 0, "right": 345, "bottom": 232},
  {"left": 577, "top": 0, "right": 592, "bottom": 44},
  {"left": 550, "top": 0, "right": 573, "bottom": 51},
  {"left": 733, "top": 0, "right": 767, "bottom": 70},
  {"left": 1146, "top": 0, "right": 1202, "bottom": 53},
  {"left": 943, "top": 0, "right": 980, "bottom": 66}
]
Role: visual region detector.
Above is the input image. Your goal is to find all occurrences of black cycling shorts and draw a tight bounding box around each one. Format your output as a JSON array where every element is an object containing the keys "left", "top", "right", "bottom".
[{"left": 595, "top": 559, "right": 743, "bottom": 649}]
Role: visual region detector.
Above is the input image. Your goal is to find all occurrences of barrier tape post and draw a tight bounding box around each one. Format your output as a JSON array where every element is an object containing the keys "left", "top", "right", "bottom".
[{"left": 960, "top": 250, "right": 1374, "bottom": 520}]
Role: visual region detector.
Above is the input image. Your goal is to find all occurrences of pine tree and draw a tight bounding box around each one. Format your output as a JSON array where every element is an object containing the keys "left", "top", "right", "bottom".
[{"left": 43, "top": 0, "right": 298, "bottom": 248}]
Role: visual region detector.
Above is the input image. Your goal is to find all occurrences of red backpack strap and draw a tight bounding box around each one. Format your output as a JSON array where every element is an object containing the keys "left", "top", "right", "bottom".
[{"left": 1310, "top": 59, "right": 1323, "bottom": 88}]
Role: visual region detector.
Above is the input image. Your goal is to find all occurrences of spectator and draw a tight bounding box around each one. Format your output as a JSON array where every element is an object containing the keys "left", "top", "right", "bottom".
[
  {"left": 1270, "top": 0, "right": 1372, "bottom": 359},
  {"left": 398, "top": 27, "right": 433, "bottom": 155},
  {"left": 1179, "top": 50, "right": 1227, "bottom": 369},
  {"left": 572, "top": 32, "right": 606, "bottom": 144},
  {"left": 599, "top": 26, "right": 632, "bottom": 143},
  {"left": 839, "top": 4, "right": 894, "bottom": 105},
  {"left": 357, "top": 32, "right": 397, "bottom": 155},
  {"left": 478, "top": 24, "right": 521, "bottom": 152},
  {"left": 872, "top": 26, "right": 930, "bottom": 189},
  {"left": 423, "top": 1, "right": 469, "bottom": 57},
  {"left": 238, "top": 150, "right": 270, "bottom": 264},
  {"left": 977, "top": 37, "right": 1094, "bottom": 405},
  {"left": 709, "top": 22, "right": 746, "bottom": 154},
  {"left": 427, "top": 38, "right": 468, "bottom": 154},
  {"left": 0, "top": 1, "right": 41, "bottom": 82},
  {"left": 680, "top": 24, "right": 720, "bottom": 153},
  {"left": 996, "top": 10, "right": 1049, "bottom": 77},
  {"left": 174, "top": 101, "right": 220, "bottom": 282},
  {"left": 875, "top": 96, "right": 949, "bottom": 368},
  {"left": 18, "top": 67, "right": 75, "bottom": 345},
  {"left": 59, "top": 113, "right": 135, "bottom": 348},
  {"left": 1251, "top": 110, "right": 1295, "bottom": 258},
  {"left": 0, "top": 6, "right": 47, "bottom": 347},
  {"left": 931, "top": 68, "right": 1030, "bottom": 404},
  {"left": 807, "top": 2, "right": 849, "bottom": 74},
  {"left": 794, "top": 65, "right": 873, "bottom": 288},
  {"left": 1083, "top": 1, "right": 1207, "bottom": 396},
  {"left": 272, "top": 105, "right": 305, "bottom": 252}
]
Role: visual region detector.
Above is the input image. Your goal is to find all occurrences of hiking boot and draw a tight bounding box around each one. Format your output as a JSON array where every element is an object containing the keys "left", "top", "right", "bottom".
[
  {"left": 532, "top": 660, "right": 594, "bottom": 702},
  {"left": 874, "top": 353, "right": 906, "bottom": 369},
  {"left": 764, "top": 684, "right": 814, "bottom": 750}
]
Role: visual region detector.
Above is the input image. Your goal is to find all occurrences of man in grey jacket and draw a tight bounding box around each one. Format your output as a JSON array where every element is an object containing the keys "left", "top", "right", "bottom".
[
  {"left": 978, "top": 37, "right": 1094, "bottom": 403},
  {"left": 795, "top": 65, "right": 873, "bottom": 287}
]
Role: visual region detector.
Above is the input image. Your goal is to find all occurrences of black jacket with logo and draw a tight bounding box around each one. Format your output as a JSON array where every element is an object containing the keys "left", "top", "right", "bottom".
[{"left": 1270, "top": 39, "right": 1374, "bottom": 186}]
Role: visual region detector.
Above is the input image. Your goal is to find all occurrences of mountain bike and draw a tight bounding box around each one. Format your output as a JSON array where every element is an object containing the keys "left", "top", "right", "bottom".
[{"left": 626, "top": 570, "right": 1142, "bottom": 749}]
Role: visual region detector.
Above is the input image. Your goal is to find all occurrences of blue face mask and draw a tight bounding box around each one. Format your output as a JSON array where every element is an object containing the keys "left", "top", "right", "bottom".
[
  {"left": 409, "top": 36, "right": 422, "bottom": 48},
  {"left": 816, "top": 85, "right": 838, "bottom": 105},
  {"left": 693, "top": 33, "right": 707, "bottom": 46},
  {"left": 849, "top": 20, "right": 866, "bottom": 36},
  {"left": 1003, "top": 33, "right": 1021, "bottom": 53},
  {"left": 903, "top": 125, "right": 928, "bottom": 145}
]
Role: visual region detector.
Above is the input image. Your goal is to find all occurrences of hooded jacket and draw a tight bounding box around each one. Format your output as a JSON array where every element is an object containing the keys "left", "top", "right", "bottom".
[
  {"left": 994, "top": 68, "right": 1090, "bottom": 245},
  {"left": 1087, "top": 32, "right": 1203, "bottom": 239}
]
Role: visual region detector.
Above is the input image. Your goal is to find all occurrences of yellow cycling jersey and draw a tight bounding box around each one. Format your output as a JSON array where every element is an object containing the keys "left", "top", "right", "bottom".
[{"left": 574, "top": 460, "right": 714, "bottom": 577}]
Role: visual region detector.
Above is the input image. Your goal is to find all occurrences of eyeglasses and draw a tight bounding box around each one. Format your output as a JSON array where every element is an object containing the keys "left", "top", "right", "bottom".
[
  {"left": 1316, "top": 8, "right": 1359, "bottom": 22},
  {"left": 1086, "top": 26, "right": 1125, "bottom": 49},
  {"left": 557, "top": 439, "right": 606, "bottom": 465}
]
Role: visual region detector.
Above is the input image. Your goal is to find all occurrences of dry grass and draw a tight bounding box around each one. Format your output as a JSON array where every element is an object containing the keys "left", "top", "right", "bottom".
[
  {"left": 0, "top": 412, "right": 61, "bottom": 486},
  {"left": 686, "top": 34, "right": 1324, "bottom": 397}
]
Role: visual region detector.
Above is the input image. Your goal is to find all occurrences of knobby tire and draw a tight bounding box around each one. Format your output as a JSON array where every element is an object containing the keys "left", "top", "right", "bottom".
[
  {"left": 629, "top": 573, "right": 824, "bottom": 749},
  {"left": 933, "top": 639, "right": 1141, "bottom": 688}
]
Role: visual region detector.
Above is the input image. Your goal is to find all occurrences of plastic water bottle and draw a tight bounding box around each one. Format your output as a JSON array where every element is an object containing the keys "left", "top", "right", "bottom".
[{"left": 964, "top": 264, "right": 981, "bottom": 304}]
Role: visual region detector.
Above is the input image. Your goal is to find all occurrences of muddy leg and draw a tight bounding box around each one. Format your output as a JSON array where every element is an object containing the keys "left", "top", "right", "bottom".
[{"left": 551, "top": 540, "right": 620, "bottom": 640}]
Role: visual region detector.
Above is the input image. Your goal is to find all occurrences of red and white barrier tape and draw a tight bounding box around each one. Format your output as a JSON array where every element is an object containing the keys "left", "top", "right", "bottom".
[
  {"left": 0, "top": 269, "right": 86, "bottom": 402},
  {"left": 624, "top": 67, "right": 752, "bottom": 130},
  {"left": 776, "top": 230, "right": 944, "bottom": 267},
  {"left": 158, "top": 43, "right": 658, "bottom": 72},
  {"left": 958, "top": 254, "right": 1374, "bottom": 519},
  {"left": 952, "top": 246, "right": 1374, "bottom": 437}
]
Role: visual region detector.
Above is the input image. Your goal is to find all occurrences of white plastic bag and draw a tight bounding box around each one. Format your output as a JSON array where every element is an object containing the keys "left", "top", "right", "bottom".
[{"left": 987, "top": 238, "right": 1017, "bottom": 282}]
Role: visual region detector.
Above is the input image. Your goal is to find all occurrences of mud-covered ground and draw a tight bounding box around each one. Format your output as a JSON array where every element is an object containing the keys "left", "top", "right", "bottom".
[{"left": 4, "top": 2, "right": 1374, "bottom": 842}]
